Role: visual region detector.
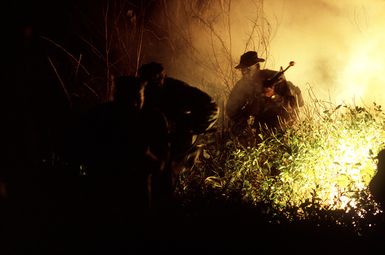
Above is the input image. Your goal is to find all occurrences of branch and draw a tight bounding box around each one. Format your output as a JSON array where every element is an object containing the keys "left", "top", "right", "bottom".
[
  {"left": 47, "top": 56, "right": 72, "bottom": 108},
  {"left": 41, "top": 36, "right": 90, "bottom": 75}
]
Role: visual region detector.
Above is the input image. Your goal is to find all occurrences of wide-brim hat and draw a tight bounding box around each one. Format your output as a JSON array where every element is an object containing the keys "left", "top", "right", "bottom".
[{"left": 235, "top": 51, "right": 265, "bottom": 69}]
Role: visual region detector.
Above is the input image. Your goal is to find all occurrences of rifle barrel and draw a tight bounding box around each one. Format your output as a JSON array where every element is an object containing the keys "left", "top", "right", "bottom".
[{"left": 264, "top": 61, "right": 295, "bottom": 87}]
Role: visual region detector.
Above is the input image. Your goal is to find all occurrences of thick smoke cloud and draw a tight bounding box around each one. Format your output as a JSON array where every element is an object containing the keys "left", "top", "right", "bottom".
[
  {"left": 262, "top": 0, "right": 385, "bottom": 106},
  {"left": 157, "top": 0, "right": 385, "bottom": 106}
]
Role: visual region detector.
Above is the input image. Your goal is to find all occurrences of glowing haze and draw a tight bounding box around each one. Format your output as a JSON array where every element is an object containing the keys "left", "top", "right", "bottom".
[
  {"left": 156, "top": 0, "right": 385, "bottom": 106},
  {"left": 261, "top": 0, "right": 385, "bottom": 106}
]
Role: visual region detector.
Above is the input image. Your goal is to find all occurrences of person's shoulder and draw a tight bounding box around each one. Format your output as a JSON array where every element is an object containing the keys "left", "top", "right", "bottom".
[
  {"left": 164, "top": 77, "right": 180, "bottom": 83},
  {"left": 259, "top": 69, "right": 280, "bottom": 80},
  {"left": 164, "top": 76, "right": 210, "bottom": 97},
  {"left": 261, "top": 69, "right": 279, "bottom": 75},
  {"left": 164, "top": 77, "right": 191, "bottom": 88}
]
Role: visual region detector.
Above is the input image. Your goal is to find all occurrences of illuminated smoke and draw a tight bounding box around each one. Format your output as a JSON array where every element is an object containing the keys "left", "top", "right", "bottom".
[
  {"left": 262, "top": 0, "right": 385, "bottom": 106},
  {"left": 151, "top": 0, "right": 385, "bottom": 106}
]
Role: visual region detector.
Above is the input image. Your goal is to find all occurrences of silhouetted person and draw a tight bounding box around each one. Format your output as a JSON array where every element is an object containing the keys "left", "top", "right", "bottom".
[
  {"left": 138, "top": 62, "right": 219, "bottom": 212},
  {"left": 78, "top": 75, "right": 169, "bottom": 239},
  {"left": 369, "top": 149, "right": 385, "bottom": 210},
  {"left": 226, "top": 51, "right": 303, "bottom": 145}
]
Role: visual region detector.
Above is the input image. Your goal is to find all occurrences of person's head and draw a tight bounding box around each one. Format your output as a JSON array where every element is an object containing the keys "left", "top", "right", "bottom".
[
  {"left": 113, "top": 75, "right": 146, "bottom": 110},
  {"left": 138, "top": 62, "right": 166, "bottom": 87},
  {"left": 235, "top": 51, "right": 265, "bottom": 79}
]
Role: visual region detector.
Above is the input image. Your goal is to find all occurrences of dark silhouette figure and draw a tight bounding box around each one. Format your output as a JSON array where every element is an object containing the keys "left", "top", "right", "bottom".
[
  {"left": 226, "top": 51, "right": 303, "bottom": 145},
  {"left": 369, "top": 149, "right": 385, "bottom": 210},
  {"left": 138, "top": 62, "right": 219, "bottom": 212},
  {"left": 77, "top": 75, "right": 169, "bottom": 239}
]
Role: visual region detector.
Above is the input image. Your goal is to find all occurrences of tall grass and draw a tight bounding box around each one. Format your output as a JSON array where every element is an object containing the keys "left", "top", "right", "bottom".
[{"left": 177, "top": 93, "right": 385, "bottom": 233}]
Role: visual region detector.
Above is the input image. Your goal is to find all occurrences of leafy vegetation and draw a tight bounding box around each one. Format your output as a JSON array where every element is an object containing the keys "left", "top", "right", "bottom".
[{"left": 177, "top": 97, "right": 385, "bottom": 234}]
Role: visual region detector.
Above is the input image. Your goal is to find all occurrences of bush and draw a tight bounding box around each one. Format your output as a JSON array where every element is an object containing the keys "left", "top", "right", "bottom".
[{"left": 177, "top": 100, "right": 385, "bottom": 235}]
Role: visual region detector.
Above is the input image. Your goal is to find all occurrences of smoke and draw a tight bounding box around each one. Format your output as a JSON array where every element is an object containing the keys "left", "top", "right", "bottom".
[
  {"left": 262, "top": 0, "right": 385, "bottom": 106},
  {"left": 150, "top": 0, "right": 385, "bottom": 106}
]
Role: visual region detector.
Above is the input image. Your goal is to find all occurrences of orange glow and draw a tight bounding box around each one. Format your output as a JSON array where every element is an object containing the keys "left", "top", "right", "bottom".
[
  {"left": 262, "top": 0, "right": 385, "bottom": 106},
  {"left": 154, "top": 1, "right": 385, "bottom": 107}
]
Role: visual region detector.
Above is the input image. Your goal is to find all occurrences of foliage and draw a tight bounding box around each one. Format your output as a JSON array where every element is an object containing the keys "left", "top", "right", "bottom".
[{"left": 177, "top": 99, "right": 385, "bottom": 234}]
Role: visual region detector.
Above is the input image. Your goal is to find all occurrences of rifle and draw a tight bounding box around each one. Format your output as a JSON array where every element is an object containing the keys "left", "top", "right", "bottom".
[
  {"left": 233, "top": 61, "right": 295, "bottom": 122},
  {"left": 263, "top": 61, "right": 295, "bottom": 88}
]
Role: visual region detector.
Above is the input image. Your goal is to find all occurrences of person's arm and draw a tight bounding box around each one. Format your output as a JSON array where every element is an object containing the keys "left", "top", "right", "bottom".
[{"left": 226, "top": 80, "right": 253, "bottom": 121}]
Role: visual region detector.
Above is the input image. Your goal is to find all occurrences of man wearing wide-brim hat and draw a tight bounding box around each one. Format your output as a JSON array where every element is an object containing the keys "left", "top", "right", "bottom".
[
  {"left": 234, "top": 51, "right": 266, "bottom": 69},
  {"left": 226, "top": 51, "right": 303, "bottom": 144}
]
